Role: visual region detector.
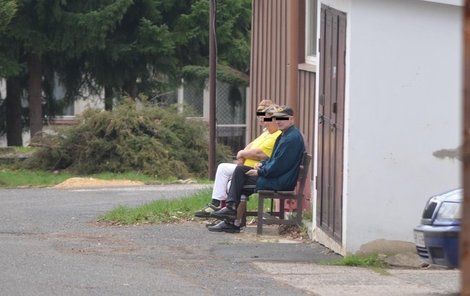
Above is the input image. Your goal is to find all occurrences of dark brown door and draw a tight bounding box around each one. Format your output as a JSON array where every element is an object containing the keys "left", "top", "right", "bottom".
[{"left": 316, "top": 5, "right": 346, "bottom": 243}]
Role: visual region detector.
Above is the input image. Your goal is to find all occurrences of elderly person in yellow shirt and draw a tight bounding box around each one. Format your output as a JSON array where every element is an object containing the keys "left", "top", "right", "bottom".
[{"left": 194, "top": 101, "right": 281, "bottom": 218}]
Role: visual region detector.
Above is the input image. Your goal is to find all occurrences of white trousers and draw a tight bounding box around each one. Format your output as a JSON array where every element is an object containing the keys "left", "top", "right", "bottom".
[{"left": 212, "top": 163, "right": 237, "bottom": 201}]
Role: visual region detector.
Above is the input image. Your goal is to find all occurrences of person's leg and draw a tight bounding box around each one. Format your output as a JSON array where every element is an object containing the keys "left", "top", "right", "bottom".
[
  {"left": 234, "top": 199, "right": 246, "bottom": 227},
  {"left": 211, "top": 166, "right": 257, "bottom": 221},
  {"left": 195, "top": 163, "right": 236, "bottom": 218},
  {"left": 211, "top": 162, "right": 236, "bottom": 205},
  {"left": 226, "top": 166, "right": 257, "bottom": 206}
]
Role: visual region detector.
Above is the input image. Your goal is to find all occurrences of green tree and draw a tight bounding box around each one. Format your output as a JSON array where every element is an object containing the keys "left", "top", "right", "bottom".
[
  {"left": 0, "top": 0, "right": 16, "bottom": 30},
  {"left": 58, "top": 0, "right": 187, "bottom": 110},
  {"left": 1, "top": 0, "right": 133, "bottom": 139},
  {"left": 175, "top": 0, "right": 251, "bottom": 73},
  {"left": 0, "top": 0, "right": 22, "bottom": 146}
]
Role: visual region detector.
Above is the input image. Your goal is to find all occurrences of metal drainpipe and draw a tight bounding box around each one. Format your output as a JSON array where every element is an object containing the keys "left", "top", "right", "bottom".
[{"left": 462, "top": 2, "right": 470, "bottom": 294}]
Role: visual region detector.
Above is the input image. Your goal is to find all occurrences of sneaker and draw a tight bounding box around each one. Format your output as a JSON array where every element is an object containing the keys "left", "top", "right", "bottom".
[
  {"left": 194, "top": 204, "right": 220, "bottom": 218},
  {"left": 210, "top": 206, "right": 237, "bottom": 220},
  {"left": 207, "top": 220, "right": 241, "bottom": 233},
  {"left": 205, "top": 219, "right": 221, "bottom": 228}
]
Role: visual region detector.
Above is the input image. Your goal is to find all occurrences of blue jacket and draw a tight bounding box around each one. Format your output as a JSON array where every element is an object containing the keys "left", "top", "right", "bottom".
[{"left": 256, "top": 125, "right": 305, "bottom": 191}]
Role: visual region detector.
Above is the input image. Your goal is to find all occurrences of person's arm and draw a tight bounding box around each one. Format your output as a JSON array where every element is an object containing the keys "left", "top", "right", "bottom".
[
  {"left": 258, "top": 136, "right": 304, "bottom": 178},
  {"left": 237, "top": 148, "right": 268, "bottom": 161}
]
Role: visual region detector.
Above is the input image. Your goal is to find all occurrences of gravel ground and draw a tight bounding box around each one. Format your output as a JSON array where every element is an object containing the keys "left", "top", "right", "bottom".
[{"left": 0, "top": 185, "right": 338, "bottom": 296}]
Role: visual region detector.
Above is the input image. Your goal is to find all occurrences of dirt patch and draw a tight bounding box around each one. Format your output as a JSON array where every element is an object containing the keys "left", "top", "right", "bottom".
[
  {"left": 54, "top": 177, "right": 145, "bottom": 189},
  {"left": 46, "top": 232, "right": 139, "bottom": 255}
]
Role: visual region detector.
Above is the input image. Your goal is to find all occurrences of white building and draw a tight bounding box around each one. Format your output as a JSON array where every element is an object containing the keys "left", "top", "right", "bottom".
[{"left": 249, "top": 0, "right": 462, "bottom": 254}]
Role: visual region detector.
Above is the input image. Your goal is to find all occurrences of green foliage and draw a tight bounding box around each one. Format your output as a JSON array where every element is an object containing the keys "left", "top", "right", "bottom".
[
  {"left": 56, "top": 0, "right": 180, "bottom": 102},
  {"left": 0, "top": 166, "right": 189, "bottom": 188},
  {"left": 0, "top": 0, "right": 16, "bottom": 31},
  {"left": 100, "top": 188, "right": 212, "bottom": 224},
  {"left": 325, "top": 254, "right": 387, "bottom": 269},
  {"left": 175, "top": 0, "right": 251, "bottom": 73},
  {"left": 0, "top": 0, "right": 19, "bottom": 77},
  {"left": 24, "top": 99, "right": 231, "bottom": 178},
  {"left": 181, "top": 64, "right": 249, "bottom": 87},
  {"left": 0, "top": 167, "right": 73, "bottom": 188},
  {"left": 0, "top": 0, "right": 252, "bottom": 142},
  {"left": 101, "top": 190, "right": 272, "bottom": 225},
  {"left": 54, "top": 0, "right": 134, "bottom": 55}
]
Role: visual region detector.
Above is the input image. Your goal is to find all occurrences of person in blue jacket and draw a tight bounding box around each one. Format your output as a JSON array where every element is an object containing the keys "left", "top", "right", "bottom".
[{"left": 210, "top": 105, "right": 305, "bottom": 233}]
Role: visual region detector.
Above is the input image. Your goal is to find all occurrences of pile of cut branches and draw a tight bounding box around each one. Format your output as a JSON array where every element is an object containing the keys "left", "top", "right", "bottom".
[{"left": 25, "top": 99, "right": 230, "bottom": 179}]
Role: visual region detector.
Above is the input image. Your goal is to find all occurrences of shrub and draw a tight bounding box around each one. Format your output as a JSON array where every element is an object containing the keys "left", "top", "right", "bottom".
[{"left": 25, "top": 99, "right": 231, "bottom": 179}]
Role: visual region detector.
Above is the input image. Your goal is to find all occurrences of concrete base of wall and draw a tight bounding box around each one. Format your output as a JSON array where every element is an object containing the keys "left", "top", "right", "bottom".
[
  {"left": 312, "top": 226, "right": 346, "bottom": 256},
  {"left": 357, "top": 239, "right": 416, "bottom": 255}
]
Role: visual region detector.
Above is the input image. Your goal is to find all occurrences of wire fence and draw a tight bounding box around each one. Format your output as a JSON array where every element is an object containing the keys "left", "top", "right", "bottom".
[{"left": 182, "top": 79, "right": 247, "bottom": 155}]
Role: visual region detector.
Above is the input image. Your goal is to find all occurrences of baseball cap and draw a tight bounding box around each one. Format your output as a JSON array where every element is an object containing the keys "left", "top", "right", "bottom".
[
  {"left": 256, "top": 99, "right": 273, "bottom": 115},
  {"left": 272, "top": 105, "right": 294, "bottom": 117}
]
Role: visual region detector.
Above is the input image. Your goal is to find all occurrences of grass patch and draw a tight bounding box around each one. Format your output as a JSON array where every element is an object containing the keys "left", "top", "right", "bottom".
[
  {"left": 0, "top": 167, "right": 210, "bottom": 188},
  {"left": 0, "top": 146, "right": 37, "bottom": 155},
  {"left": 322, "top": 254, "right": 390, "bottom": 275},
  {"left": 326, "top": 254, "right": 386, "bottom": 268},
  {"left": 100, "top": 190, "right": 272, "bottom": 225},
  {"left": 100, "top": 189, "right": 212, "bottom": 224},
  {"left": 303, "top": 211, "right": 313, "bottom": 221},
  {"left": 13, "top": 146, "right": 37, "bottom": 154},
  {"left": 0, "top": 168, "right": 74, "bottom": 188}
]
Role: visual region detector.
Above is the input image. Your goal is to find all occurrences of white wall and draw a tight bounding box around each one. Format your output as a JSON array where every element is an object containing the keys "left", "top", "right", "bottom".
[{"left": 345, "top": 0, "right": 462, "bottom": 252}]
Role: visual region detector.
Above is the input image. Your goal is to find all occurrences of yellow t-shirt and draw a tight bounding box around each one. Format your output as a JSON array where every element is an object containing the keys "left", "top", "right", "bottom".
[{"left": 243, "top": 130, "right": 282, "bottom": 168}]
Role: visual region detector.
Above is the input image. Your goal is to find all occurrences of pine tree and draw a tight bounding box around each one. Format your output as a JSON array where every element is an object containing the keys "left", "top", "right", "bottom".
[
  {"left": 0, "top": 0, "right": 16, "bottom": 31},
  {"left": 0, "top": 0, "right": 22, "bottom": 146},
  {"left": 175, "top": 0, "right": 251, "bottom": 73},
  {"left": 1, "top": 0, "right": 133, "bottom": 139},
  {"left": 57, "top": 0, "right": 182, "bottom": 110}
]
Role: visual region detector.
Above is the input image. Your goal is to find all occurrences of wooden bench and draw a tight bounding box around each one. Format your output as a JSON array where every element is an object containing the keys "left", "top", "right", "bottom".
[{"left": 242, "top": 152, "right": 312, "bottom": 234}]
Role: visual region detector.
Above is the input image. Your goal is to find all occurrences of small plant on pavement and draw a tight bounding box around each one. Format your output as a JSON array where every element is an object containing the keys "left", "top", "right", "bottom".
[{"left": 323, "top": 254, "right": 390, "bottom": 275}]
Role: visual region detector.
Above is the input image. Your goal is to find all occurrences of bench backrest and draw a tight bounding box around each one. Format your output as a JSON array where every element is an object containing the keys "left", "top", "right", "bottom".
[{"left": 296, "top": 152, "right": 312, "bottom": 195}]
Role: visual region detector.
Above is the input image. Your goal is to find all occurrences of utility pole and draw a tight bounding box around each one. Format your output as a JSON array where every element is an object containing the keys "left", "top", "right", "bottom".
[
  {"left": 462, "top": 1, "right": 470, "bottom": 295},
  {"left": 208, "top": 0, "right": 217, "bottom": 180}
]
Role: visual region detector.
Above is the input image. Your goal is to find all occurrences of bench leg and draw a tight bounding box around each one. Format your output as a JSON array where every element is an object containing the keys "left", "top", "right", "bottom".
[
  {"left": 296, "top": 197, "right": 303, "bottom": 226},
  {"left": 280, "top": 200, "right": 285, "bottom": 220},
  {"left": 257, "top": 195, "right": 265, "bottom": 235}
]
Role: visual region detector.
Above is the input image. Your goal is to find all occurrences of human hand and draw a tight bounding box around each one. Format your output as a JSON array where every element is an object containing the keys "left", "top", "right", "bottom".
[
  {"left": 254, "top": 163, "right": 262, "bottom": 170},
  {"left": 245, "top": 169, "right": 258, "bottom": 177},
  {"left": 235, "top": 158, "right": 244, "bottom": 165}
]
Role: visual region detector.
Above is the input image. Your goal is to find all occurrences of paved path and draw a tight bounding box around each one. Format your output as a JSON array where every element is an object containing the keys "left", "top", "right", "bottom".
[
  {"left": 0, "top": 185, "right": 338, "bottom": 296},
  {"left": 255, "top": 262, "right": 460, "bottom": 296}
]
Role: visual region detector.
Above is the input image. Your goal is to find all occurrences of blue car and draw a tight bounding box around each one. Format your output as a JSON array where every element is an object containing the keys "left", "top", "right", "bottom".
[{"left": 414, "top": 188, "right": 462, "bottom": 268}]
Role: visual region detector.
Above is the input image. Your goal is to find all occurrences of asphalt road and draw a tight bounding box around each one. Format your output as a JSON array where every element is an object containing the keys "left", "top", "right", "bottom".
[{"left": 0, "top": 185, "right": 338, "bottom": 296}]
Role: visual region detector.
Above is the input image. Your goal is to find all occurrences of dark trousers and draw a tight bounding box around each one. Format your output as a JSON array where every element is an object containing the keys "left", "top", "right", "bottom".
[{"left": 226, "top": 165, "right": 258, "bottom": 205}]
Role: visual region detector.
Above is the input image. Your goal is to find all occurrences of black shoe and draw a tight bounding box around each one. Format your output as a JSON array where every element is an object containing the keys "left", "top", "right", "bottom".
[
  {"left": 210, "top": 206, "right": 237, "bottom": 220},
  {"left": 207, "top": 220, "right": 241, "bottom": 233},
  {"left": 195, "top": 204, "right": 220, "bottom": 218},
  {"left": 205, "top": 219, "right": 221, "bottom": 228}
]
